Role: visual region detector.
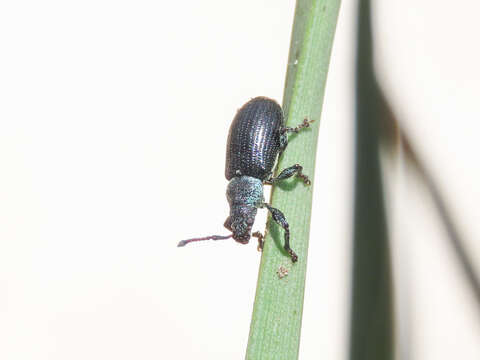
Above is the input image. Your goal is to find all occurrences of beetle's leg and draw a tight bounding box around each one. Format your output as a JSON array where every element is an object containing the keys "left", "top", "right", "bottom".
[
  {"left": 280, "top": 117, "right": 314, "bottom": 135},
  {"left": 264, "top": 204, "right": 298, "bottom": 262},
  {"left": 265, "top": 164, "right": 311, "bottom": 185},
  {"left": 279, "top": 132, "right": 288, "bottom": 154},
  {"left": 252, "top": 231, "right": 264, "bottom": 252},
  {"left": 279, "top": 117, "right": 315, "bottom": 155}
]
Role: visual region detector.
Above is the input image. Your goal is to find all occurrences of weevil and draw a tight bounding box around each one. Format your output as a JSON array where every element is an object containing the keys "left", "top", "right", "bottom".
[{"left": 178, "top": 97, "right": 312, "bottom": 262}]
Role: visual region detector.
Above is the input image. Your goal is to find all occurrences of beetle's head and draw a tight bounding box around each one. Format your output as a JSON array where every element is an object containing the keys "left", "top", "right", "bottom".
[
  {"left": 225, "top": 176, "right": 263, "bottom": 244},
  {"left": 224, "top": 205, "right": 257, "bottom": 244}
]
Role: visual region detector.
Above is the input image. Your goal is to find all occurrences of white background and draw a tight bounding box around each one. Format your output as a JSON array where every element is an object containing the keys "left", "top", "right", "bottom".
[{"left": 1, "top": 1, "right": 479, "bottom": 359}]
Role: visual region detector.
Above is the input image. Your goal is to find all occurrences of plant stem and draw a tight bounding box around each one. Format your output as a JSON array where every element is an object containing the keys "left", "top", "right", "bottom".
[{"left": 246, "top": 1, "right": 341, "bottom": 359}]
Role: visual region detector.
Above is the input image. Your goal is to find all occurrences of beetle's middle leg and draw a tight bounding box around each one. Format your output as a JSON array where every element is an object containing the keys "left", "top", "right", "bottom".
[
  {"left": 265, "top": 164, "right": 311, "bottom": 185},
  {"left": 264, "top": 204, "right": 298, "bottom": 262}
]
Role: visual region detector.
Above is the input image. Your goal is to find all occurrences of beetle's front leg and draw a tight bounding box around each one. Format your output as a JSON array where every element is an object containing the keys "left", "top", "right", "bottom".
[
  {"left": 264, "top": 204, "right": 298, "bottom": 262},
  {"left": 264, "top": 164, "right": 311, "bottom": 185},
  {"left": 252, "top": 231, "right": 265, "bottom": 252}
]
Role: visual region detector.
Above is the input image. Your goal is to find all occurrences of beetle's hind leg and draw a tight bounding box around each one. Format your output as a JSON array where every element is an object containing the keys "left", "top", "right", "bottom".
[
  {"left": 264, "top": 204, "right": 298, "bottom": 262},
  {"left": 265, "top": 164, "right": 311, "bottom": 185}
]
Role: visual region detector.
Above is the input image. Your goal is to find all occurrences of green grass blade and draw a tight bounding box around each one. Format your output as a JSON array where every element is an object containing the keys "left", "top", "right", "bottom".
[
  {"left": 349, "top": 0, "right": 394, "bottom": 359},
  {"left": 246, "top": 1, "right": 341, "bottom": 359}
]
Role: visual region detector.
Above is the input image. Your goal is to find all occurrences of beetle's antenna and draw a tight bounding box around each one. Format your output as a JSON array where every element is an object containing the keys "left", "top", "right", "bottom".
[{"left": 177, "top": 234, "right": 233, "bottom": 247}]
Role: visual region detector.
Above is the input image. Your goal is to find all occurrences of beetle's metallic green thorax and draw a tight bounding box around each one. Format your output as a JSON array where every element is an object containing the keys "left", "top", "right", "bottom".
[{"left": 226, "top": 176, "right": 264, "bottom": 207}]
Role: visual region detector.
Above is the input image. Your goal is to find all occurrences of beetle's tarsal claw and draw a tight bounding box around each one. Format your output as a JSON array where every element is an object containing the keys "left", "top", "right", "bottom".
[
  {"left": 252, "top": 231, "right": 264, "bottom": 251},
  {"left": 288, "top": 249, "right": 298, "bottom": 263}
]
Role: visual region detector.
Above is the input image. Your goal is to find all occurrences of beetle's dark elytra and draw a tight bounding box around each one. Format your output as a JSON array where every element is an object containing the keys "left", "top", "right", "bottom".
[
  {"left": 178, "top": 96, "right": 313, "bottom": 262},
  {"left": 225, "top": 97, "right": 284, "bottom": 181}
]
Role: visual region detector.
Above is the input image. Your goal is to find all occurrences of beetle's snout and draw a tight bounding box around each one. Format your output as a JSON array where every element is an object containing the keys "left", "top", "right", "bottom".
[
  {"left": 226, "top": 203, "right": 257, "bottom": 246},
  {"left": 234, "top": 237, "right": 250, "bottom": 245},
  {"left": 232, "top": 231, "right": 250, "bottom": 244},
  {"left": 231, "top": 222, "right": 251, "bottom": 244},
  {"left": 233, "top": 235, "right": 250, "bottom": 245}
]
